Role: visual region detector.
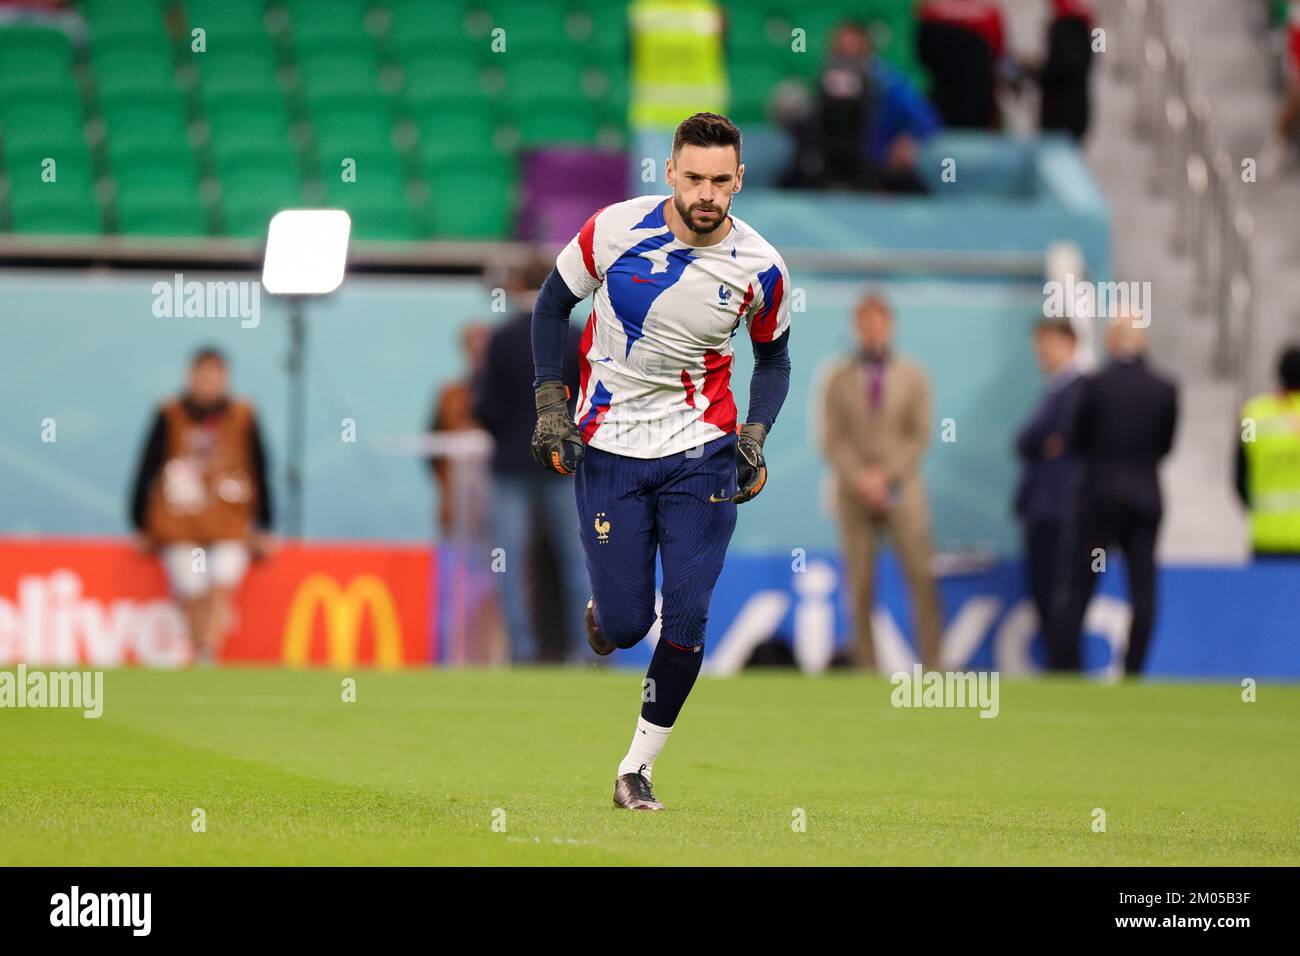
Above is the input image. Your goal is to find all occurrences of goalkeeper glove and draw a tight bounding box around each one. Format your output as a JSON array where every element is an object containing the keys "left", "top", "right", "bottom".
[
  {"left": 730, "top": 422, "right": 768, "bottom": 504},
  {"left": 530, "top": 381, "right": 584, "bottom": 475}
]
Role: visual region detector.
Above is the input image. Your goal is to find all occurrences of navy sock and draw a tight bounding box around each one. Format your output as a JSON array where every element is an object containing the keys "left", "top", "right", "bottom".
[{"left": 640, "top": 638, "right": 704, "bottom": 727}]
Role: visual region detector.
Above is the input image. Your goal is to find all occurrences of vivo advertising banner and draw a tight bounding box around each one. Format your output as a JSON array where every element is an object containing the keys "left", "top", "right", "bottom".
[{"left": 1, "top": 538, "right": 1295, "bottom": 679}]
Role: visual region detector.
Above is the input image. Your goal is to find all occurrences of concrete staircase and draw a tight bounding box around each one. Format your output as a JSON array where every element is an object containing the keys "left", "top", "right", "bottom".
[{"left": 1003, "top": 0, "right": 1300, "bottom": 562}]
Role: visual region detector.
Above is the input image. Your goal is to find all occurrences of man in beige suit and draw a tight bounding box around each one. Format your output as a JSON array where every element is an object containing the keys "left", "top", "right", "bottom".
[{"left": 818, "top": 293, "right": 942, "bottom": 670}]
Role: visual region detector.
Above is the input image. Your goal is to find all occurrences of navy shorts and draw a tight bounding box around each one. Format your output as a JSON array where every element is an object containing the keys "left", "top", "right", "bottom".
[{"left": 573, "top": 433, "right": 739, "bottom": 650}]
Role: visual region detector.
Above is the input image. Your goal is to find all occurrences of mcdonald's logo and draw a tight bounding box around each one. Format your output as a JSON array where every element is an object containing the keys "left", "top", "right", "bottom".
[{"left": 282, "top": 573, "right": 403, "bottom": 668}]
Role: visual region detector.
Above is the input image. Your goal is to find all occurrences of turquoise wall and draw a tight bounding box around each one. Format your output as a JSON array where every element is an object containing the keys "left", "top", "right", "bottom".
[{"left": 0, "top": 268, "right": 1042, "bottom": 555}]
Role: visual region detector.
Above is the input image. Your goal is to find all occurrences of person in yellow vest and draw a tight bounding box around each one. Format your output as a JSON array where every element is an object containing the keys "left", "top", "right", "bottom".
[
  {"left": 1237, "top": 345, "right": 1300, "bottom": 558},
  {"left": 629, "top": 0, "right": 728, "bottom": 129},
  {"left": 130, "top": 347, "right": 277, "bottom": 664}
]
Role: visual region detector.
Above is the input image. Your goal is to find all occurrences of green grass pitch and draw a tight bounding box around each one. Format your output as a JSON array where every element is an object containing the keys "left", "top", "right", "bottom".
[{"left": 2, "top": 667, "right": 1297, "bottom": 866}]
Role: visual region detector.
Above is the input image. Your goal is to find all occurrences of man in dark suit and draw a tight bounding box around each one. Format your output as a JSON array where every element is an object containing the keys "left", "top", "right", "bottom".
[
  {"left": 470, "top": 255, "right": 588, "bottom": 663},
  {"left": 1014, "top": 319, "right": 1083, "bottom": 649},
  {"left": 1049, "top": 316, "right": 1178, "bottom": 675}
]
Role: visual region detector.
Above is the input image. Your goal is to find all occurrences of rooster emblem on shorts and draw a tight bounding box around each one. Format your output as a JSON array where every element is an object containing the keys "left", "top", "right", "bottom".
[{"left": 594, "top": 512, "right": 611, "bottom": 543}]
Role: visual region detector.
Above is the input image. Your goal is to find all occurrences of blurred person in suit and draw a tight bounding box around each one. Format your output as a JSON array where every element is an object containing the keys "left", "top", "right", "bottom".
[
  {"left": 1236, "top": 344, "right": 1300, "bottom": 558},
  {"left": 1048, "top": 316, "right": 1178, "bottom": 675},
  {"left": 472, "top": 255, "right": 589, "bottom": 663},
  {"left": 129, "top": 346, "right": 275, "bottom": 665},
  {"left": 818, "top": 292, "right": 941, "bottom": 671},
  {"left": 1013, "top": 319, "right": 1083, "bottom": 643}
]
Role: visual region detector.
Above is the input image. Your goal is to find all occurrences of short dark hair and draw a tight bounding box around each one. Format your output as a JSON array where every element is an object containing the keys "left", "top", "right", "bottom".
[
  {"left": 1279, "top": 345, "right": 1300, "bottom": 390},
  {"left": 672, "top": 112, "right": 742, "bottom": 162},
  {"left": 191, "top": 345, "right": 227, "bottom": 368},
  {"left": 1035, "top": 318, "right": 1077, "bottom": 341}
]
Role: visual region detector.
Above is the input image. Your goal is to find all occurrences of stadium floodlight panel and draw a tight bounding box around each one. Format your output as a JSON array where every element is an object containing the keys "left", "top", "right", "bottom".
[{"left": 262, "top": 209, "right": 351, "bottom": 295}]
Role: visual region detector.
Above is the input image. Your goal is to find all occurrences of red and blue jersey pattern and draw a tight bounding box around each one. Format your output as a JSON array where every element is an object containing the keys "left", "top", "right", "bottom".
[{"left": 554, "top": 195, "right": 792, "bottom": 459}]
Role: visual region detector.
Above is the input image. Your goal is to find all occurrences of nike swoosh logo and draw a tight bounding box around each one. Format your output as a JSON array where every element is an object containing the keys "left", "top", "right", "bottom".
[
  {"left": 708, "top": 492, "right": 732, "bottom": 503},
  {"left": 631, "top": 275, "right": 661, "bottom": 284}
]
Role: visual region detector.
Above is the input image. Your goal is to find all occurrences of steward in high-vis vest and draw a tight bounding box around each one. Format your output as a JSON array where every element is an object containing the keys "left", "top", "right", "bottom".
[
  {"left": 129, "top": 347, "right": 274, "bottom": 663},
  {"left": 1237, "top": 346, "right": 1300, "bottom": 557},
  {"left": 629, "top": 0, "right": 728, "bottom": 129}
]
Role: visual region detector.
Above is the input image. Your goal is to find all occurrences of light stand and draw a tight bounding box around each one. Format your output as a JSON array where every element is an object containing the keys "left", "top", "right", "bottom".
[
  {"left": 261, "top": 209, "right": 352, "bottom": 540},
  {"left": 284, "top": 295, "right": 307, "bottom": 538}
]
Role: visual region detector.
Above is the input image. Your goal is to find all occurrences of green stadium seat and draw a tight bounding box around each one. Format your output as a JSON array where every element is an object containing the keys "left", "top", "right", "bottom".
[
  {"left": 0, "top": 27, "right": 76, "bottom": 98},
  {"left": 112, "top": 144, "right": 200, "bottom": 203},
  {"left": 202, "top": 86, "right": 292, "bottom": 120},
  {"left": 317, "top": 146, "right": 419, "bottom": 240},
  {"left": 222, "top": 203, "right": 292, "bottom": 238},
  {"left": 413, "top": 106, "right": 500, "bottom": 163},
  {"left": 591, "top": 59, "right": 628, "bottom": 125},
  {"left": 219, "top": 147, "right": 301, "bottom": 183},
  {"left": 90, "top": 29, "right": 175, "bottom": 60},
  {"left": 0, "top": 98, "right": 86, "bottom": 155},
  {"left": 499, "top": 53, "right": 586, "bottom": 107},
  {"left": 102, "top": 111, "right": 189, "bottom": 164},
  {"left": 221, "top": 146, "right": 301, "bottom": 182},
  {"left": 220, "top": 159, "right": 304, "bottom": 237},
  {"left": 192, "top": 41, "right": 281, "bottom": 99},
  {"left": 182, "top": 0, "right": 270, "bottom": 37},
  {"left": 83, "top": 0, "right": 170, "bottom": 30},
  {"left": 423, "top": 147, "right": 512, "bottom": 184},
  {"left": 91, "top": 45, "right": 180, "bottom": 98},
  {"left": 5, "top": 147, "right": 96, "bottom": 198},
  {"left": 0, "top": 85, "right": 83, "bottom": 123},
  {"left": 311, "top": 105, "right": 396, "bottom": 157},
  {"left": 574, "top": 1, "right": 627, "bottom": 65},
  {"left": 81, "top": 0, "right": 171, "bottom": 45},
  {"left": 505, "top": 100, "right": 598, "bottom": 148},
  {"left": 321, "top": 148, "right": 406, "bottom": 202},
  {"left": 718, "top": 0, "right": 788, "bottom": 15},
  {"left": 727, "top": 62, "right": 783, "bottom": 123},
  {"left": 206, "top": 94, "right": 296, "bottom": 164},
  {"left": 427, "top": 170, "right": 512, "bottom": 239},
  {"left": 401, "top": 51, "right": 486, "bottom": 110},
  {"left": 99, "top": 86, "right": 189, "bottom": 117},
  {"left": 765, "top": 8, "right": 839, "bottom": 78},
  {"left": 297, "top": 48, "right": 384, "bottom": 99},
  {"left": 303, "top": 86, "right": 388, "bottom": 122},
  {"left": 287, "top": 3, "right": 376, "bottom": 58},
  {"left": 117, "top": 195, "right": 210, "bottom": 236},
  {"left": 9, "top": 189, "right": 103, "bottom": 234},
  {"left": 725, "top": 9, "right": 778, "bottom": 60},
  {"left": 481, "top": 0, "right": 572, "bottom": 47},
  {"left": 390, "top": 29, "right": 480, "bottom": 67},
  {"left": 385, "top": 0, "right": 470, "bottom": 54},
  {"left": 343, "top": 203, "right": 422, "bottom": 240}
]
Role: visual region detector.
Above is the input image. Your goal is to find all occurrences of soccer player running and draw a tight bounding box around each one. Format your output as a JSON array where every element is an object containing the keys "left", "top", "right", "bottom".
[{"left": 529, "top": 113, "right": 792, "bottom": 810}]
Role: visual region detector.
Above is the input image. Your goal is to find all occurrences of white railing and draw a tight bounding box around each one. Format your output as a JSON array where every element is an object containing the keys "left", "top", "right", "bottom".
[{"left": 1113, "top": 0, "right": 1257, "bottom": 399}]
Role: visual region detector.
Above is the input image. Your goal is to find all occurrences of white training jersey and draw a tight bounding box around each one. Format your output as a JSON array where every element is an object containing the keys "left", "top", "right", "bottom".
[{"left": 554, "top": 194, "right": 792, "bottom": 459}]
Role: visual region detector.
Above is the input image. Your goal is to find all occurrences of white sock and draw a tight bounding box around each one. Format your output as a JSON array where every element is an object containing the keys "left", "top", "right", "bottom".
[{"left": 617, "top": 716, "right": 672, "bottom": 780}]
